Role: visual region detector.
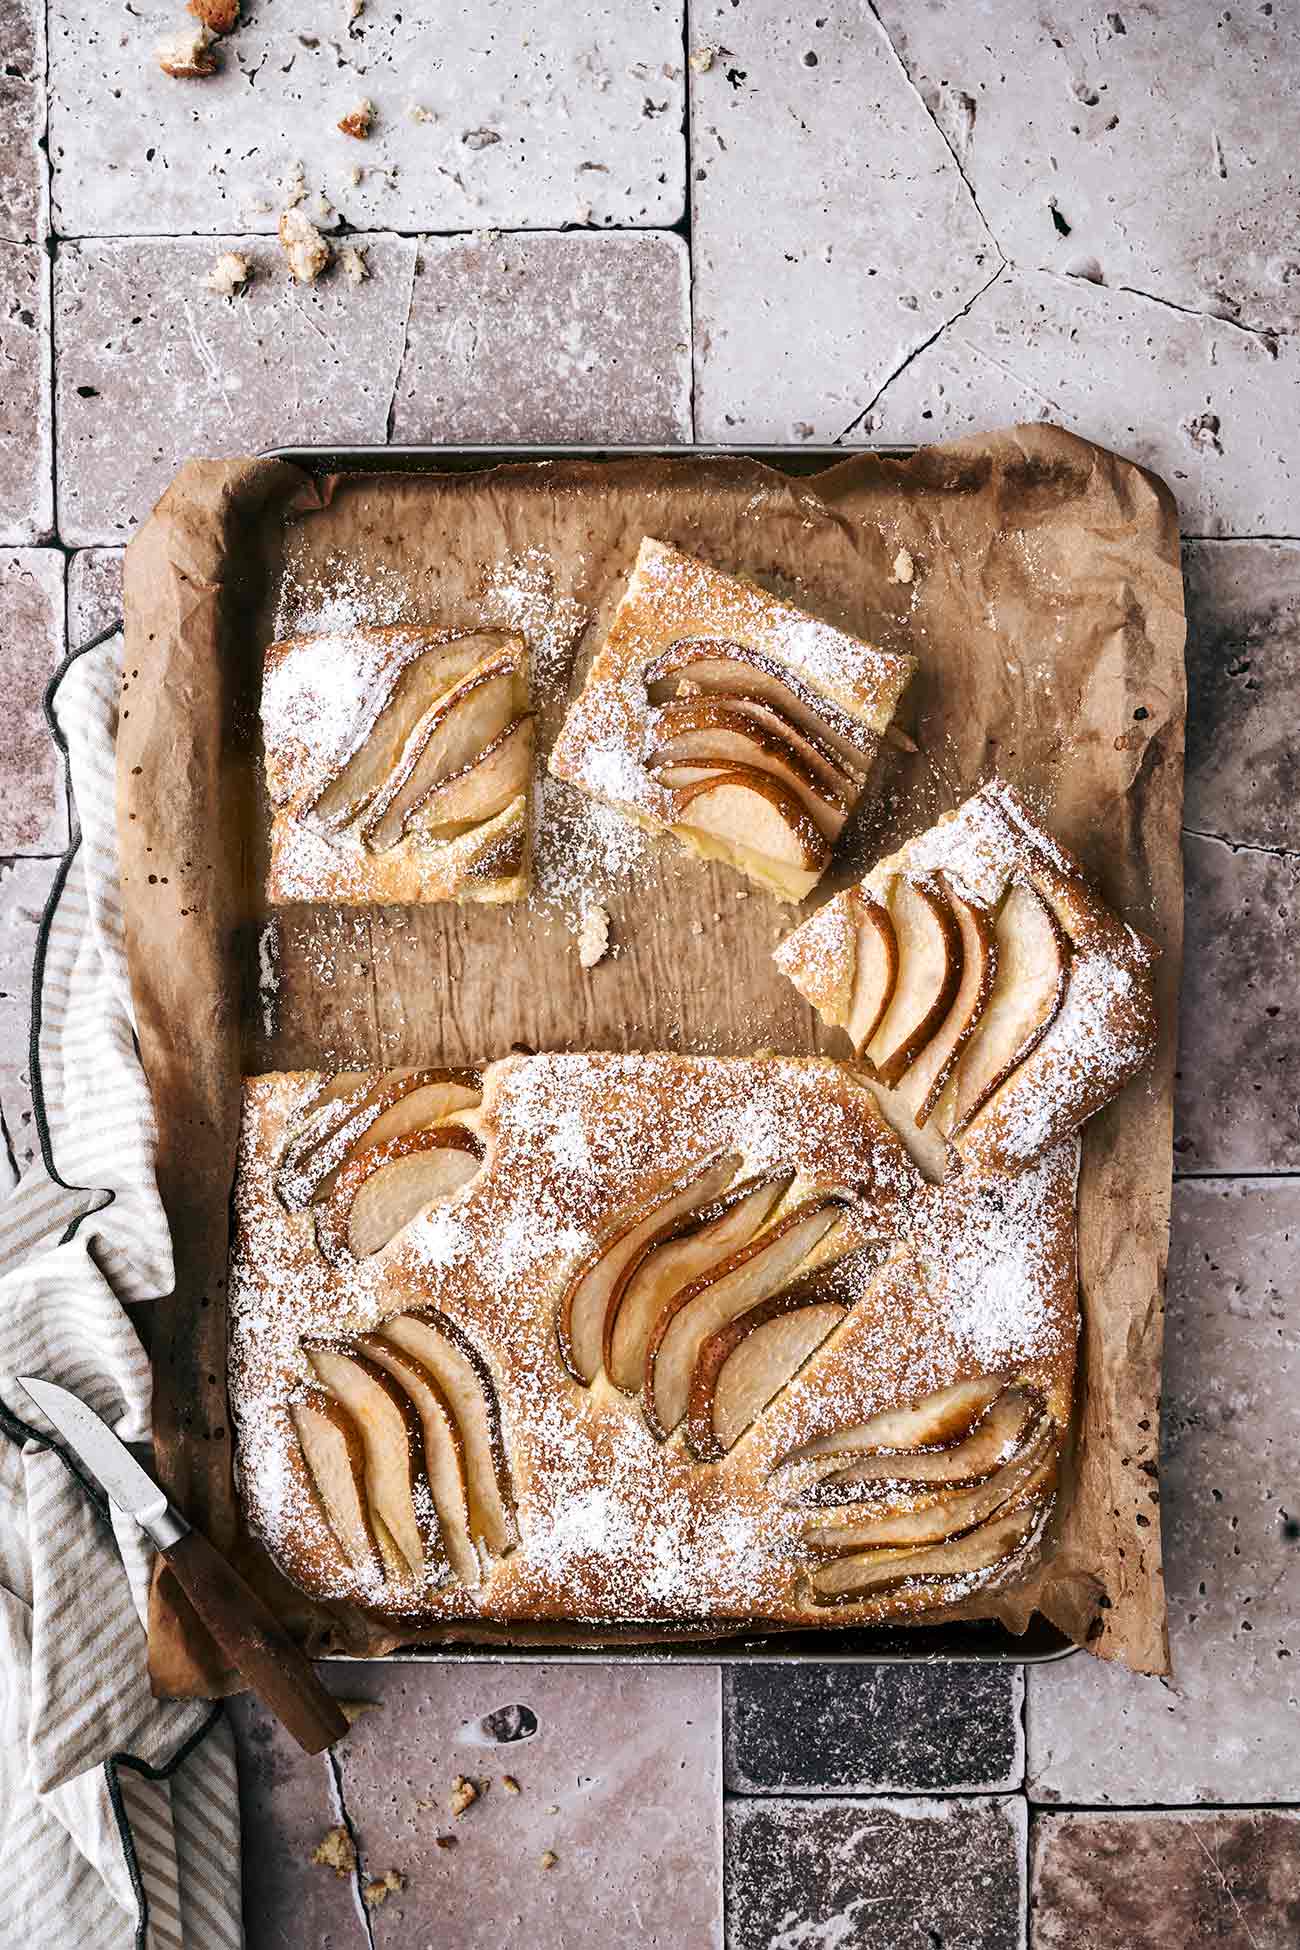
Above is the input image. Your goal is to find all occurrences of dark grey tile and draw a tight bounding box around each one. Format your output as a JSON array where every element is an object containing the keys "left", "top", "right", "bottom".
[
  {"left": 724, "top": 1664, "right": 1023, "bottom": 1793},
  {"left": 725, "top": 1795, "right": 1025, "bottom": 1950}
]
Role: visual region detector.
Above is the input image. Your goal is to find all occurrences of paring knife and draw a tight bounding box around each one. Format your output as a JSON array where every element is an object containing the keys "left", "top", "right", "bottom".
[{"left": 17, "top": 1375, "right": 349, "bottom": 1756}]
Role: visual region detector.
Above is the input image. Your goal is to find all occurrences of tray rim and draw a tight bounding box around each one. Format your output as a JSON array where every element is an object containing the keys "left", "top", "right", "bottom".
[{"left": 252, "top": 437, "right": 1078, "bottom": 1668}]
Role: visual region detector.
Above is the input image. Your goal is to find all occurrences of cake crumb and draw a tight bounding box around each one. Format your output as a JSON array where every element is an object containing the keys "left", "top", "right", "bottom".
[
  {"left": 347, "top": 0, "right": 364, "bottom": 17},
  {"left": 188, "top": 0, "right": 239, "bottom": 31},
  {"left": 450, "top": 1776, "right": 480, "bottom": 1817},
  {"left": 204, "top": 250, "right": 251, "bottom": 297},
  {"left": 279, "top": 207, "right": 333, "bottom": 284},
  {"left": 336, "top": 1698, "right": 377, "bottom": 1725},
  {"left": 434, "top": 1835, "right": 456, "bottom": 1850},
  {"left": 281, "top": 160, "right": 308, "bottom": 208},
  {"left": 343, "top": 163, "right": 363, "bottom": 188},
  {"left": 338, "top": 99, "right": 375, "bottom": 139},
  {"left": 363, "top": 1869, "right": 405, "bottom": 1908},
  {"left": 408, "top": 102, "right": 435, "bottom": 122},
  {"left": 577, "top": 904, "right": 611, "bottom": 969},
  {"left": 156, "top": 23, "right": 219, "bottom": 76},
  {"left": 339, "top": 245, "right": 370, "bottom": 286},
  {"left": 889, "top": 547, "right": 915, "bottom": 585},
  {"left": 312, "top": 1827, "right": 357, "bottom": 1878},
  {"left": 501, "top": 1774, "right": 521, "bottom": 1794},
  {"left": 689, "top": 46, "right": 715, "bottom": 73},
  {"left": 539, "top": 1850, "right": 558, "bottom": 1871}
]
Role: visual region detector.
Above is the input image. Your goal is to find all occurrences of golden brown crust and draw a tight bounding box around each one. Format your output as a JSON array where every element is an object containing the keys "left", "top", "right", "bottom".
[{"left": 229, "top": 1053, "right": 1078, "bottom": 1631}]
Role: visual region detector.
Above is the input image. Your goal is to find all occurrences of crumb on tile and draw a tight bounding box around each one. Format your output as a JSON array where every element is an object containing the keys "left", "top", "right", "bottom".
[
  {"left": 501, "top": 1775, "right": 521, "bottom": 1794},
  {"left": 339, "top": 245, "right": 370, "bottom": 286},
  {"left": 434, "top": 1835, "right": 456, "bottom": 1850},
  {"left": 577, "top": 903, "right": 611, "bottom": 969},
  {"left": 156, "top": 23, "right": 219, "bottom": 76},
  {"left": 338, "top": 98, "right": 375, "bottom": 139},
  {"left": 336, "top": 1698, "right": 377, "bottom": 1725},
  {"left": 279, "top": 207, "right": 333, "bottom": 284},
  {"left": 311, "top": 1826, "right": 357, "bottom": 1878},
  {"left": 203, "top": 250, "right": 251, "bottom": 297},
  {"left": 408, "top": 102, "right": 435, "bottom": 122},
  {"left": 187, "top": 0, "right": 239, "bottom": 31},
  {"left": 689, "top": 46, "right": 715, "bottom": 73},
  {"left": 363, "top": 1868, "right": 406, "bottom": 1908},
  {"left": 539, "top": 1849, "right": 558, "bottom": 1870},
  {"left": 450, "top": 1775, "right": 480, "bottom": 1818}
]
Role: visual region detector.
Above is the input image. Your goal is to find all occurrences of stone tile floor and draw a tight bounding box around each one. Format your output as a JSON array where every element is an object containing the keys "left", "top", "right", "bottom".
[{"left": 2, "top": 3, "right": 1298, "bottom": 1944}]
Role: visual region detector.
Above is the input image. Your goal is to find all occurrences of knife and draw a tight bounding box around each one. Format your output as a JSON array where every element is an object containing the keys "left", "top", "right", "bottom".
[{"left": 17, "top": 1376, "right": 349, "bottom": 1756}]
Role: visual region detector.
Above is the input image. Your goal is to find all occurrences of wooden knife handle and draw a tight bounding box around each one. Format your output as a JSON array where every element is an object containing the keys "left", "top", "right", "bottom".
[{"left": 161, "top": 1527, "right": 349, "bottom": 1754}]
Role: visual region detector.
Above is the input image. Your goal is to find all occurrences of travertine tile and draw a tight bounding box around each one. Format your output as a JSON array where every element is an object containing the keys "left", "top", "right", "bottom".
[
  {"left": 689, "top": 0, "right": 997, "bottom": 441},
  {"left": 0, "top": 243, "right": 53, "bottom": 545},
  {"left": 857, "top": 267, "right": 1300, "bottom": 539},
  {"left": 1176, "top": 835, "right": 1298, "bottom": 1172},
  {"left": 67, "top": 548, "right": 125, "bottom": 646},
  {"left": 327, "top": 1663, "right": 722, "bottom": 1949},
  {"left": 1030, "top": 1811, "right": 1300, "bottom": 1950},
  {"left": 0, "top": 0, "right": 47, "bottom": 243},
  {"left": 724, "top": 1665, "right": 1023, "bottom": 1793},
  {"left": 1182, "top": 542, "right": 1300, "bottom": 853},
  {"left": 54, "top": 235, "right": 415, "bottom": 546},
  {"left": 1027, "top": 1181, "right": 1300, "bottom": 1803},
  {"left": 0, "top": 551, "right": 66, "bottom": 854},
  {"left": 0, "top": 857, "right": 59, "bottom": 1185},
  {"left": 227, "top": 1690, "right": 367, "bottom": 1950},
  {"left": 388, "top": 231, "right": 692, "bottom": 444},
  {"left": 725, "top": 1796, "right": 1025, "bottom": 1950},
  {"left": 872, "top": 3, "right": 1300, "bottom": 334},
  {"left": 50, "top": 5, "right": 685, "bottom": 236}
]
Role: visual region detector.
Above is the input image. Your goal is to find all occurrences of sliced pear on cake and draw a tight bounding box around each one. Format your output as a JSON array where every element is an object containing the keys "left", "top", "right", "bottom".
[
  {"left": 845, "top": 890, "right": 900, "bottom": 1055},
  {"left": 357, "top": 1332, "right": 477, "bottom": 1585},
  {"left": 556, "top": 1155, "right": 738, "bottom": 1384},
  {"left": 668, "top": 768, "right": 830, "bottom": 903},
  {"left": 603, "top": 1167, "right": 794, "bottom": 1394},
  {"left": 808, "top": 1494, "right": 1048, "bottom": 1605},
  {"left": 361, "top": 655, "right": 522, "bottom": 852},
  {"left": 304, "top": 1342, "right": 444, "bottom": 1583},
  {"left": 643, "top": 638, "right": 879, "bottom": 773},
  {"left": 685, "top": 1276, "right": 848, "bottom": 1461},
  {"left": 899, "top": 877, "right": 998, "bottom": 1122},
  {"left": 647, "top": 698, "right": 851, "bottom": 840},
  {"left": 643, "top": 1195, "right": 848, "bottom": 1439},
  {"left": 805, "top": 1383, "right": 1044, "bottom": 1500},
  {"left": 946, "top": 881, "right": 1071, "bottom": 1136},
  {"left": 652, "top": 693, "right": 862, "bottom": 802},
  {"left": 403, "top": 713, "right": 535, "bottom": 840},
  {"left": 309, "top": 634, "right": 506, "bottom": 830},
  {"left": 315, "top": 1124, "right": 484, "bottom": 1265},
  {"left": 277, "top": 1067, "right": 483, "bottom": 1211},
  {"left": 787, "top": 1373, "right": 1007, "bottom": 1466},
  {"left": 378, "top": 1308, "right": 517, "bottom": 1558},
  {"left": 804, "top": 1419, "right": 1053, "bottom": 1551},
  {"left": 863, "top": 876, "right": 962, "bottom": 1086},
  {"left": 290, "top": 1387, "right": 384, "bottom": 1584}
]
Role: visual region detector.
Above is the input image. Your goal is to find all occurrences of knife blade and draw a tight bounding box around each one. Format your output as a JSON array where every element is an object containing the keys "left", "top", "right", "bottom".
[{"left": 18, "top": 1376, "right": 348, "bottom": 1755}]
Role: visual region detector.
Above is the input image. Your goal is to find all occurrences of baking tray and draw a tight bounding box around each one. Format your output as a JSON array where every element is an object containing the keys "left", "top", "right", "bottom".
[{"left": 249, "top": 440, "right": 1079, "bottom": 1666}]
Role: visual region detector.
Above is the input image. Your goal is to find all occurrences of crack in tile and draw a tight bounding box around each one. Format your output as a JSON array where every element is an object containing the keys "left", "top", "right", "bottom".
[
  {"left": 384, "top": 241, "right": 419, "bottom": 442},
  {"left": 1114, "top": 281, "right": 1282, "bottom": 355},
  {"left": 1183, "top": 825, "right": 1300, "bottom": 864},
  {"left": 326, "top": 1747, "right": 377, "bottom": 1950},
  {"left": 835, "top": 260, "right": 1007, "bottom": 442}
]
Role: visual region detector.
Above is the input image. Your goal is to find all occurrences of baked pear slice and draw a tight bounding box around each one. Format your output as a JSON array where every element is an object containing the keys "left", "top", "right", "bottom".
[
  {"left": 603, "top": 1168, "right": 794, "bottom": 1394},
  {"left": 804, "top": 1419, "right": 1053, "bottom": 1552},
  {"left": 357, "top": 1332, "right": 477, "bottom": 1585},
  {"left": 309, "top": 632, "right": 508, "bottom": 830},
  {"left": 643, "top": 637, "right": 880, "bottom": 773},
  {"left": 402, "top": 713, "right": 535, "bottom": 840},
  {"left": 647, "top": 698, "right": 852, "bottom": 840},
  {"left": 668, "top": 767, "right": 831, "bottom": 903},
  {"left": 556, "top": 1154, "right": 738, "bottom": 1384},
  {"left": 377, "top": 1308, "right": 518, "bottom": 1559},
  {"left": 361, "top": 654, "right": 522, "bottom": 852},
  {"left": 808, "top": 1494, "right": 1048, "bottom": 1606},
  {"left": 845, "top": 889, "right": 900, "bottom": 1055},
  {"left": 643, "top": 1195, "right": 848, "bottom": 1439},
  {"left": 946, "top": 881, "right": 1071, "bottom": 1136},
  {"left": 290, "top": 1387, "right": 384, "bottom": 1584},
  {"left": 804, "top": 1383, "right": 1043, "bottom": 1500},
  {"left": 315, "top": 1123, "right": 485, "bottom": 1265},
  {"left": 899, "top": 876, "right": 999, "bottom": 1122},
  {"left": 304, "top": 1342, "right": 444, "bottom": 1584},
  {"left": 276, "top": 1067, "right": 482, "bottom": 1212},
  {"left": 657, "top": 693, "right": 863, "bottom": 800},
  {"left": 864, "top": 876, "right": 962, "bottom": 1086},
  {"left": 786, "top": 1373, "right": 1007, "bottom": 1466},
  {"left": 685, "top": 1277, "right": 848, "bottom": 1462}
]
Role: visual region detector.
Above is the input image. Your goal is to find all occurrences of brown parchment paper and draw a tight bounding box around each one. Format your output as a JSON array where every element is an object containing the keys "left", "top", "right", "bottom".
[{"left": 119, "top": 427, "right": 1185, "bottom": 1694}]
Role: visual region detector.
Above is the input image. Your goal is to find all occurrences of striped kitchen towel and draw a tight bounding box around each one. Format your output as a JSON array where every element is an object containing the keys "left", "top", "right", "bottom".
[{"left": 0, "top": 627, "right": 242, "bottom": 1949}]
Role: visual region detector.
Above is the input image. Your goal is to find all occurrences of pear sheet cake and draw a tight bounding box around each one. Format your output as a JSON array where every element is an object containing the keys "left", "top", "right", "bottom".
[{"left": 235, "top": 535, "right": 1160, "bottom": 1636}]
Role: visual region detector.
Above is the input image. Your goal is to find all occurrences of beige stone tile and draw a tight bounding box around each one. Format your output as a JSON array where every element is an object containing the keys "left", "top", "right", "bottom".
[
  {"left": 0, "top": 857, "right": 59, "bottom": 1184},
  {"left": 1027, "top": 1181, "right": 1300, "bottom": 1802},
  {"left": 857, "top": 266, "right": 1300, "bottom": 538},
  {"left": 0, "top": 551, "right": 66, "bottom": 853},
  {"left": 388, "top": 231, "right": 692, "bottom": 444},
  {"left": 1030, "top": 1811, "right": 1300, "bottom": 1950},
  {"left": 326, "top": 1662, "right": 722, "bottom": 1948},
  {"left": 689, "top": 0, "right": 997, "bottom": 442},
  {"left": 67, "top": 548, "right": 125, "bottom": 645},
  {"left": 1183, "top": 542, "right": 1300, "bottom": 853},
  {"left": 49, "top": 4, "right": 685, "bottom": 236},
  {"left": 0, "top": 243, "right": 53, "bottom": 544},
  {"left": 53, "top": 235, "right": 416, "bottom": 546},
  {"left": 726, "top": 1796, "right": 1025, "bottom": 1950},
  {"left": 0, "top": 0, "right": 47, "bottom": 243},
  {"left": 1176, "top": 835, "right": 1298, "bottom": 1172},
  {"left": 872, "top": 2, "right": 1300, "bottom": 334}
]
